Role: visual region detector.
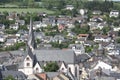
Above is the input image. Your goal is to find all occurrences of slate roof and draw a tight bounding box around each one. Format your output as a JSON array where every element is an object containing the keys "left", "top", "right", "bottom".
[
  {"left": 33, "top": 49, "right": 75, "bottom": 64},
  {"left": 5, "top": 64, "right": 18, "bottom": 71},
  {"left": 1, "top": 71, "right": 27, "bottom": 80},
  {"left": 46, "top": 72, "right": 60, "bottom": 79},
  {"left": 76, "top": 54, "right": 90, "bottom": 63}
]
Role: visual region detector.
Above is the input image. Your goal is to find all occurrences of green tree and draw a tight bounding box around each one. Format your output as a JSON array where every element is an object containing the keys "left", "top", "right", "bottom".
[
  {"left": 5, "top": 29, "right": 18, "bottom": 34},
  {"left": 102, "top": 26, "right": 110, "bottom": 35},
  {"left": 44, "top": 62, "right": 59, "bottom": 72},
  {"left": 4, "top": 75, "right": 15, "bottom": 80},
  {"left": 85, "top": 46, "right": 93, "bottom": 53},
  {"left": 116, "top": 38, "right": 120, "bottom": 43}
]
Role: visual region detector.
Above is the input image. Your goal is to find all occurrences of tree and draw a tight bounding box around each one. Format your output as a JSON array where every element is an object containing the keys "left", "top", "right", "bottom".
[
  {"left": 102, "top": 26, "right": 110, "bottom": 35},
  {"left": 5, "top": 29, "right": 18, "bottom": 34},
  {"left": 116, "top": 38, "right": 120, "bottom": 43},
  {"left": 4, "top": 75, "right": 15, "bottom": 80},
  {"left": 44, "top": 62, "right": 59, "bottom": 72},
  {"left": 85, "top": 46, "right": 92, "bottom": 53}
]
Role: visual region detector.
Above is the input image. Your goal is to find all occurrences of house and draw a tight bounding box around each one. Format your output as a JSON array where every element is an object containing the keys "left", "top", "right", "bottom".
[
  {"left": 58, "top": 24, "right": 65, "bottom": 32},
  {"left": 97, "top": 22, "right": 108, "bottom": 30},
  {"left": 6, "top": 16, "right": 14, "bottom": 21},
  {"left": 0, "top": 34, "right": 6, "bottom": 42},
  {"left": 89, "top": 60, "right": 120, "bottom": 80},
  {"left": 76, "top": 54, "right": 91, "bottom": 63},
  {"left": 94, "top": 35, "right": 111, "bottom": 42},
  {"left": 27, "top": 74, "right": 42, "bottom": 80},
  {"left": 52, "top": 35, "right": 65, "bottom": 44},
  {"left": 104, "top": 43, "right": 115, "bottom": 51},
  {"left": 16, "top": 30, "right": 28, "bottom": 37},
  {"left": 42, "top": 36, "right": 53, "bottom": 43},
  {"left": 5, "top": 38, "right": 17, "bottom": 46},
  {"left": 90, "top": 16, "right": 103, "bottom": 22},
  {"left": 66, "top": 5, "right": 74, "bottom": 10},
  {"left": 77, "top": 34, "right": 89, "bottom": 40},
  {"left": 107, "top": 50, "right": 119, "bottom": 55},
  {"left": 92, "top": 10, "right": 102, "bottom": 15},
  {"left": 93, "top": 60, "right": 113, "bottom": 70},
  {"left": 9, "top": 24, "right": 19, "bottom": 30},
  {"left": 33, "top": 21, "right": 42, "bottom": 29},
  {"left": 53, "top": 73, "right": 70, "bottom": 80},
  {"left": 70, "top": 44, "right": 85, "bottom": 55},
  {"left": 79, "top": 9, "right": 88, "bottom": 16},
  {"left": 113, "top": 27, "right": 120, "bottom": 31},
  {"left": 16, "top": 20, "right": 25, "bottom": 25},
  {"left": 75, "top": 38, "right": 86, "bottom": 44},
  {"left": 35, "top": 32, "right": 45, "bottom": 40},
  {"left": 84, "top": 41, "right": 94, "bottom": 47},
  {"left": 109, "top": 10, "right": 119, "bottom": 18},
  {"left": 88, "top": 22, "right": 98, "bottom": 30},
  {"left": 57, "top": 17, "right": 68, "bottom": 25},
  {"left": 18, "top": 35, "right": 28, "bottom": 42},
  {"left": 67, "top": 32, "right": 76, "bottom": 39},
  {"left": 0, "top": 24, "right": 5, "bottom": 30},
  {"left": 35, "top": 73, "right": 48, "bottom": 80}
]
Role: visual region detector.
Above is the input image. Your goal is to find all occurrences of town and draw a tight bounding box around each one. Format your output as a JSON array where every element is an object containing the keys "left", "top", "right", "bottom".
[{"left": 0, "top": 0, "right": 120, "bottom": 80}]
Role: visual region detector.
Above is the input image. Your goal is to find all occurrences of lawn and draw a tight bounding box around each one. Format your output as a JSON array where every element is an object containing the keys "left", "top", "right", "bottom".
[{"left": 0, "top": 8, "right": 54, "bottom": 14}]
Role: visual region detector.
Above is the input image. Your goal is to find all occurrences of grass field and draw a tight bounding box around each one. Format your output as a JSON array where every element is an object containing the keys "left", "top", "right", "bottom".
[{"left": 0, "top": 8, "right": 54, "bottom": 14}]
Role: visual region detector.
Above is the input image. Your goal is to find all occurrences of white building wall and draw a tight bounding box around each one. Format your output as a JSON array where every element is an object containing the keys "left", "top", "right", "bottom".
[
  {"left": 33, "top": 63, "right": 43, "bottom": 73},
  {"left": 59, "top": 62, "right": 67, "bottom": 73},
  {"left": 68, "top": 64, "right": 75, "bottom": 76},
  {"left": 23, "top": 55, "right": 33, "bottom": 75},
  {"left": 24, "top": 67, "right": 33, "bottom": 75}
]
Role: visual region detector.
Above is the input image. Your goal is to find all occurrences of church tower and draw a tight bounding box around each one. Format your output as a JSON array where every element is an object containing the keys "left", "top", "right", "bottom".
[
  {"left": 19, "top": 17, "right": 37, "bottom": 75},
  {"left": 23, "top": 45, "right": 34, "bottom": 75}
]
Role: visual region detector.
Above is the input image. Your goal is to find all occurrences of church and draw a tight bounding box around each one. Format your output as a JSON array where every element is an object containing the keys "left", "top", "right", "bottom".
[{"left": 18, "top": 18, "right": 82, "bottom": 80}]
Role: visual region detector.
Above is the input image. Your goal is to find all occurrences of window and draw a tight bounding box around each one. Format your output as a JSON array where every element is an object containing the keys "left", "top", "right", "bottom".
[
  {"left": 27, "top": 63, "right": 30, "bottom": 66},
  {"left": 26, "top": 57, "right": 29, "bottom": 60},
  {"left": 62, "top": 68, "right": 64, "bottom": 70},
  {"left": 36, "top": 68, "right": 39, "bottom": 71},
  {"left": 36, "top": 68, "right": 39, "bottom": 73}
]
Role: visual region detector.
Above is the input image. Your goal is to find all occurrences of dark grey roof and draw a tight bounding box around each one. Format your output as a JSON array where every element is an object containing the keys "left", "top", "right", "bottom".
[
  {"left": 5, "top": 64, "right": 18, "bottom": 71},
  {"left": 110, "top": 72, "right": 120, "bottom": 79},
  {"left": 26, "top": 45, "right": 34, "bottom": 60},
  {"left": 34, "top": 49, "right": 75, "bottom": 64},
  {"left": 77, "top": 54, "right": 90, "bottom": 63},
  {"left": 1, "top": 71, "right": 27, "bottom": 80},
  {"left": 46, "top": 72, "right": 60, "bottom": 78},
  {"left": 9, "top": 51, "right": 24, "bottom": 56}
]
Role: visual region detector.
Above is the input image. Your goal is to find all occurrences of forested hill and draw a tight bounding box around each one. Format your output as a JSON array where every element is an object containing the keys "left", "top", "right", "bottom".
[{"left": 0, "top": 0, "right": 120, "bottom": 12}]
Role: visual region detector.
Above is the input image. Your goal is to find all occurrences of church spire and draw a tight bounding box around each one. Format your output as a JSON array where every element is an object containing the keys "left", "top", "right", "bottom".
[{"left": 28, "top": 17, "right": 36, "bottom": 51}]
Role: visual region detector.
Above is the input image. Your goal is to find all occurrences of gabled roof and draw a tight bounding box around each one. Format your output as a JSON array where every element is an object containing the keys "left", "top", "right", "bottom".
[
  {"left": 34, "top": 49, "right": 75, "bottom": 64},
  {"left": 77, "top": 54, "right": 90, "bottom": 63},
  {"left": 26, "top": 45, "right": 34, "bottom": 60},
  {"left": 1, "top": 71, "right": 27, "bottom": 80}
]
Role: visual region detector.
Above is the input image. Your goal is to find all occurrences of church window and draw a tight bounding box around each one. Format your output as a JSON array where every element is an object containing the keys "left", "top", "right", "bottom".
[
  {"left": 26, "top": 57, "right": 29, "bottom": 60},
  {"left": 27, "top": 63, "right": 30, "bottom": 66},
  {"left": 62, "top": 68, "right": 64, "bottom": 70},
  {"left": 36, "top": 68, "right": 39, "bottom": 71}
]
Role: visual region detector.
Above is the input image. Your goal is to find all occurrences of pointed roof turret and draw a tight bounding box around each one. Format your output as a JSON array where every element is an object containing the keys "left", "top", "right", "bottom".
[
  {"left": 26, "top": 44, "right": 34, "bottom": 59},
  {"left": 28, "top": 17, "right": 36, "bottom": 50}
]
